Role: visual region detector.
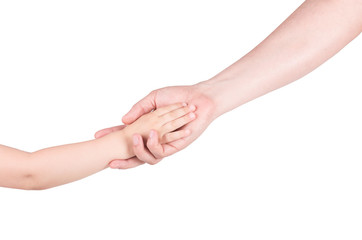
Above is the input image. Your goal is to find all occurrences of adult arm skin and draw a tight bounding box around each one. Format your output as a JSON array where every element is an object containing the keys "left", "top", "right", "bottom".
[{"left": 97, "top": 0, "right": 362, "bottom": 168}]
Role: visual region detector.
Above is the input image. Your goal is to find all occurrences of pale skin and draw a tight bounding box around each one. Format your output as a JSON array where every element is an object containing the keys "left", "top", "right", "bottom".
[
  {"left": 0, "top": 103, "right": 196, "bottom": 190},
  {"left": 95, "top": 0, "right": 362, "bottom": 168}
]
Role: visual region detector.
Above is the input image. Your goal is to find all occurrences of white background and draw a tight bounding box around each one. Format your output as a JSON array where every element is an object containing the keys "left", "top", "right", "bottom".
[{"left": 0, "top": 0, "right": 361, "bottom": 239}]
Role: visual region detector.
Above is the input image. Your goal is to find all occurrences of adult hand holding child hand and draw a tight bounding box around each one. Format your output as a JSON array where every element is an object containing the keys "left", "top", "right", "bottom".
[{"left": 95, "top": 84, "right": 217, "bottom": 169}]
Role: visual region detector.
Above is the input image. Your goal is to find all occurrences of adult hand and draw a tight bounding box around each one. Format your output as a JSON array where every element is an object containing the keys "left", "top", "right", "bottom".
[{"left": 95, "top": 84, "right": 217, "bottom": 168}]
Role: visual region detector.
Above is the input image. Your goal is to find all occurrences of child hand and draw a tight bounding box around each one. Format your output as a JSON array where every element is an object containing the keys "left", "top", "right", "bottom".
[{"left": 123, "top": 102, "right": 196, "bottom": 144}]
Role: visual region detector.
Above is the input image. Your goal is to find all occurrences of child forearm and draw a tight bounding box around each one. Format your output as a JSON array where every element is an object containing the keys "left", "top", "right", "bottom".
[
  {"left": 0, "top": 103, "right": 195, "bottom": 190},
  {"left": 0, "top": 131, "right": 129, "bottom": 190},
  {"left": 29, "top": 131, "right": 129, "bottom": 190}
]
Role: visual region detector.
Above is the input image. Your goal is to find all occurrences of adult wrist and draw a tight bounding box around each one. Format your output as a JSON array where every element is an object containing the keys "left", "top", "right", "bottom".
[{"left": 195, "top": 78, "right": 231, "bottom": 119}]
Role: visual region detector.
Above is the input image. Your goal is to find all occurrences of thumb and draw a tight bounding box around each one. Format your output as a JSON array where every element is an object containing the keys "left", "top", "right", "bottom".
[
  {"left": 109, "top": 158, "right": 144, "bottom": 169},
  {"left": 122, "top": 91, "right": 157, "bottom": 125}
]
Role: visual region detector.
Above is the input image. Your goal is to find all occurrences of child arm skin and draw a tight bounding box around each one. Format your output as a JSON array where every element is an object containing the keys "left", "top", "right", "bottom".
[{"left": 0, "top": 103, "right": 196, "bottom": 190}]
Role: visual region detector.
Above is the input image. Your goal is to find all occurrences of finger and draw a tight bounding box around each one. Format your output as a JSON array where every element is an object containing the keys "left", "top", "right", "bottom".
[
  {"left": 154, "top": 102, "right": 187, "bottom": 116},
  {"left": 109, "top": 158, "right": 144, "bottom": 169},
  {"left": 94, "top": 125, "right": 126, "bottom": 138},
  {"left": 146, "top": 130, "right": 170, "bottom": 159},
  {"left": 122, "top": 91, "right": 157, "bottom": 125},
  {"left": 133, "top": 134, "right": 163, "bottom": 165},
  {"left": 159, "top": 104, "right": 195, "bottom": 121},
  {"left": 161, "top": 129, "right": 192, "bottom": 144},
  {"left": 148, "top": 131, "right": 192, "bottom": 158},
  {"left": 162, "top": 112, "right": 196, "bottom": 133}
]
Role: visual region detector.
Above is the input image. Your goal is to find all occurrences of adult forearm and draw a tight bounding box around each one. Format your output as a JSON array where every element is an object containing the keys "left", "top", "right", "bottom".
[{"left": 200, "top": 0, "right": 361, "bottom": 117}]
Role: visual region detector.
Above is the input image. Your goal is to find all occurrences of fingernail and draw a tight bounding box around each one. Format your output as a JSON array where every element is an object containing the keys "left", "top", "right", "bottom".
[
  {"left": 189, "top": 112, "right": 196, "bottom": 119},
  {"left": 182, "top": 102, "right": 187, "bottom": 107},
  {"left": 133, "top": 135, "right": 139, "bottom": 145},
  {"left": 185, "top": 129, "right": 191, "bottom": 135},
  {"left": 189, "top": 105, "right": 196, "bottom": 111}
]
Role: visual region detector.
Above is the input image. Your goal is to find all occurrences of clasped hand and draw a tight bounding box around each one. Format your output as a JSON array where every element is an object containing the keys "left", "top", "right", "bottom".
[{"left": 94, "top": 84, "right": 216, "bottom": 169}]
